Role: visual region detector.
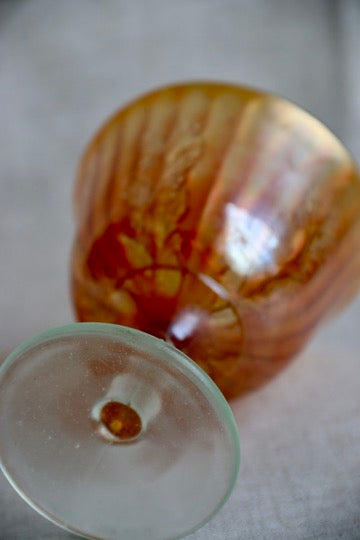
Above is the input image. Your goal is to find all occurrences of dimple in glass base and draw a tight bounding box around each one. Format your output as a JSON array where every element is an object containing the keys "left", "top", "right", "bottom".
[{"left": 0, "top": 323, "right": 240, "bottom": 540}]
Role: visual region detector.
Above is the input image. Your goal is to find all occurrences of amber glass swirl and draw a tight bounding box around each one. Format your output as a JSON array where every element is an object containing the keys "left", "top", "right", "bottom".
[{"left": 71, "top": 82, "right": 360, "bottom": 398}]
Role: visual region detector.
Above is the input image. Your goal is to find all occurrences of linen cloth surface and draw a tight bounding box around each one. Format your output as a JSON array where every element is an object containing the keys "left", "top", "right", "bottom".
[{"left": 0, "top": 1, "right": 359, "bottom": 538}]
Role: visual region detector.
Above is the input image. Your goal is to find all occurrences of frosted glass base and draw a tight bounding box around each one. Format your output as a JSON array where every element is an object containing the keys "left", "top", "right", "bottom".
[{"left": 0, "top": 323, "right": 240, "bottom": 540}]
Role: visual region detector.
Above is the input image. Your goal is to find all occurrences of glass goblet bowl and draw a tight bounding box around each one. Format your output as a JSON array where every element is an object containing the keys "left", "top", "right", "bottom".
[{"left": 72, "top": 81, "right": 360, "bottom": 399}]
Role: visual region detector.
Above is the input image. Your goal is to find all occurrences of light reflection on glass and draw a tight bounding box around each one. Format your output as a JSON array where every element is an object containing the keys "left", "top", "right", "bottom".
[{"left": 224, "top": 203, "right": 279, "bottom": 276}]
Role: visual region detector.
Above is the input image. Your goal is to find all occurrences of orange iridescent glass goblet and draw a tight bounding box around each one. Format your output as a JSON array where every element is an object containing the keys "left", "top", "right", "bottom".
[
  {"left": 72, "top": 82, "right": 360, "bottom": 398},
  {"left": 1, "top": 82, "right": 360, "bottom": 540}
]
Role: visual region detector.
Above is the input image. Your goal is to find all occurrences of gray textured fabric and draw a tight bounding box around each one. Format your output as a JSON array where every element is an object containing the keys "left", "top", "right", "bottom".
[{"left": 1, "top": 1, "right": 359, "bottom": 538}]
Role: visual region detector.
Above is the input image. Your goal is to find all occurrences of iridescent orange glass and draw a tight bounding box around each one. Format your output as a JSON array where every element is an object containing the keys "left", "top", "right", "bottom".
[{"left": 71, "top": 82, "right": 360, "bottom": 398}]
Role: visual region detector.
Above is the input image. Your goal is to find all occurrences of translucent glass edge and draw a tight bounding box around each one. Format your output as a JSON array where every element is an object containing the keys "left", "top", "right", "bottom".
[
  {"left": 0, "top": 321, "right": 240, "bottom": 540},
  {"left": 0, "top": 462, "right": 98, "bottom": 539}
]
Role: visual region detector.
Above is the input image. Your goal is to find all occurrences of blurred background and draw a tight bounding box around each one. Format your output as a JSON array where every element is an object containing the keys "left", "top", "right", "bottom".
[{"left": 1, "top": 1, "right": 359, "bottom": 539}]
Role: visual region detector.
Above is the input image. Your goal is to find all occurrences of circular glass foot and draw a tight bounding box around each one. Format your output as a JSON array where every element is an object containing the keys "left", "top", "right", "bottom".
[{"left": 0, "top": 323, "right": 240, "bottom": 540}]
